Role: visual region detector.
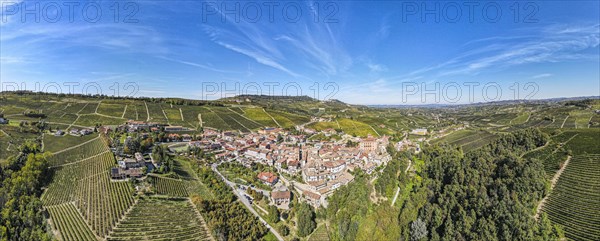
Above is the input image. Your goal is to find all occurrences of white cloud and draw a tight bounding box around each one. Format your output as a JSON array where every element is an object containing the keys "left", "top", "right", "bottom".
[
  {"left": 403, "top": 24, "right": 600, "bottom": 78},
  {"left": 367, "top": 63, "right": 387, "bottom": 73},
  {"left": 201, "top": 2, "right": 352, "bottom": 79},
  {"left": 531, "top": 73, "right": 553, "bottom": 79}
]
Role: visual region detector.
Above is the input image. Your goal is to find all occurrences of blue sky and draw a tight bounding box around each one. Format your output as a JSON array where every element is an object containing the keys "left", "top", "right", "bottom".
[{"left": 1, "top": 0, "right": 598, "bottom": 104}]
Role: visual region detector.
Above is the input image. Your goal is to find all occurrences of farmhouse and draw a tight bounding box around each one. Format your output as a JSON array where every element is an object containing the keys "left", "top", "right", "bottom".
[
  {"left": 0, "top": 118, "right": 8, "bottom": 124},
  {"left": 111, "top": 168, "right": 126, "bottom": 179},
  {"left": 271, "top": 190, "right": 291, "bottom": 204},
  {"left": 69, "top": 128, "right": 80, "bottom": 135},
  {"left": 303, "top": 190, "right": 321, "bottom": 207},
  {"left": 257, "top": 172, "right": 278, "bottom": 186},
  {"left": 79, "top": 129, "right": 93, "bottom": 136}
]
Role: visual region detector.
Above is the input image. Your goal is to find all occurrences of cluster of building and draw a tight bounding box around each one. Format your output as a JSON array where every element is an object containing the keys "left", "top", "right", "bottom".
[
  {"left": 188, "top": 126, "right": 391, "bottom": 207},
  {"left": 111, "top": 152, "right": 151, "bottom": 179},
  {"left": 52, "top": 128, "right": 94, "bottom": 137}
]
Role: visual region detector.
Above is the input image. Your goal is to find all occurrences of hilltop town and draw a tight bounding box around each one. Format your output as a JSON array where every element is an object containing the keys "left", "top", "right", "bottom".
[{"left": 108, "top": 119, "right": 397, "bottom": 208}]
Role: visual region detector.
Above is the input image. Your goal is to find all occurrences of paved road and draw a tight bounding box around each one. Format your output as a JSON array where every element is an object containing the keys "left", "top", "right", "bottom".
[{"left": 211, "top": 163, "right": 285, "bottom": 241}]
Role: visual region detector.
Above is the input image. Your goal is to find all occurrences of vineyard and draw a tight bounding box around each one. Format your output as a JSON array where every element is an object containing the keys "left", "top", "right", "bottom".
[
  {"left": 107, "top": 197, "right": 212, "bottom": 241},
  {"left": 542, "top": 154, "right": 600, "bottom": 241},
  {"left": 308, "top": 224, "right": 331, "bottom": 241},
  {"left": 523, "top": 132, "right": 578, "bottom": 178},
  {"left": 46, "top": 203, "right": 97, "bottom": 241},
  {"left": 266, "top": 110, "right": 310, "bottom": 128},
  {"left": 42, "top": 136, "right": 136, "bottom": 239},
  {"left": 212, "top": 107, "right": 263, "bottom": 131},
  {"left": 146, "top": 102, "right": 168, "bottom": 123},
  {"left": 97, "top": 103, "right": 127, "bottom": 118},
  {"left": 46, "top": 136, "right": 106, "bottom": 167},
  {"left": 148, "top": 175, "right": 189, "bottom": 197},
  {"left": 43, "top": 134, "right": 97, "bottom": 154},
  {"left": 243, "top": 107, "right": 278, "bottom": 127},
  {"left": 433, "top": 130, "right": 498, "bottom": 152}
]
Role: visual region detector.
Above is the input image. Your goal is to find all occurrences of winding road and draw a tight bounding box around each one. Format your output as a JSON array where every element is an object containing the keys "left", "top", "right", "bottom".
[{"left": 211, "top": 163, "right": 285, "bottom": 241}]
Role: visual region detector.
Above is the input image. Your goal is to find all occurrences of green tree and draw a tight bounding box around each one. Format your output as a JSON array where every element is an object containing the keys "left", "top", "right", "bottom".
[
  {"left": 266, "top": 205, "right": 280, "bottom": 223},
  {"left": 296, "top": 203, "right": 316, "bottom": 237}
]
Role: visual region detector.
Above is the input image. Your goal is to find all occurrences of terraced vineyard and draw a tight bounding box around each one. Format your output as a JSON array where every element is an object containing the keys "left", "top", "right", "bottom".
[
  {"left": 42, "top": 136, "right": 136, "bottom": 238},
  {"left": 148, "top": 175, "right": 189, "bottom": 197},
  {"left": 542, "top": 154, "right": 600, "bottom": 241},
  {"left": 107, "top": 197, "right": 211, "bottom": 241},
  {"left": 46, "top": 203, "right": 97, "bottom": 241}
]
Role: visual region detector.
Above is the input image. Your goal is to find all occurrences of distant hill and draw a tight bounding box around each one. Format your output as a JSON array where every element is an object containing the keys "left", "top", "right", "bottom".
[{"left": 369, "top": 96, "right": 600, "bottom": 109}]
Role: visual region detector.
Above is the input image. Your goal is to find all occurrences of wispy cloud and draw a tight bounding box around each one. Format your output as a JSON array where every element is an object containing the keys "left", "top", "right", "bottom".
[
  {"left": 203, "top": 24, "right": 300, "bottom": 78},
  {"left": 367, "top": 63, "right": 387, "bottom": 73},
  {"left": 1, "top": 23, "right": 169, "bottom": 56},
  {"left": 403, "top": 24, "right": 600, "bottom": 78},
  {"left": 201, "top": 1, "right": 352, "bottom": 79},
  {"left": 531, "top": 73, "right": 553, "bottom": 79},
  {"left": 160, "top": 56, "right": 242, "bottom": 74}
]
